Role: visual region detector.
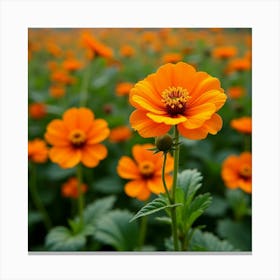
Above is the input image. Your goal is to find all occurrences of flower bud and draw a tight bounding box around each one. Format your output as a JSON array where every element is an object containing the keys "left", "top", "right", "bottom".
[{"left": 155, "top": 134, "right": 173, "bottom": 152}]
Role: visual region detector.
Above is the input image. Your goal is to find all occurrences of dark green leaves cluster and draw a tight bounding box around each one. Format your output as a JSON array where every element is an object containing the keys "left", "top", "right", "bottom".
[{"left": 45, "top": 196, "right": 139, "bottom": 251}]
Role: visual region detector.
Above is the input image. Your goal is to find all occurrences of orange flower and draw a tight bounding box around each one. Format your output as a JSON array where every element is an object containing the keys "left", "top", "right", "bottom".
[
  {"left": 28, "top": 138, "right": 48, "bottom": 163},
  {"left": 29, "top": 102, "right": 47, "bottom": 119},
  {"left": 49, "top": 84, "right": 66, "bottom": 98},
  {"left": 45, "top": 107, "right": 110, "bottom": 169},
  {"left": 109, "top": 126, "right": 132, "bottom": 143},
  {"left": 221, "top": 152, "right": 252, "bottom": 193},
  {"left": 228, "top": 86, "right": 245, "bottom": 99},
  {"left": 230, "top": 117, "right": 252, "bottom": 134},
  {"left": 226, "top": 57, "right": 251, "bottom": 73},
  {"left": 212, "top": 46, "right": 237, "bottom": 59},
  {"left": 62, "top": 58, "right": 83, "bottom": 71},
  {"left": 50, "top": 69, "right": 76, "bottom": 85},
  {"left": 162, "top": 53, "right": 183, "bottom": 64},
  {"left": 120, "top": 45, "right": 135, "bottom": 57},
  {"left": 81, "top": 32, "right": 113, "bottom": 59},
  {"left": 117, "top": 144, "right": 174, "bottom": 201},
  {"left": 116, "top": 82, "right": 134, "bottom": 96},
  {"left": 129, "top": 62, "right": 227, "bottom": 140},
  {"left": 61, "top": 177, "right": 87, "bottom": 199}
]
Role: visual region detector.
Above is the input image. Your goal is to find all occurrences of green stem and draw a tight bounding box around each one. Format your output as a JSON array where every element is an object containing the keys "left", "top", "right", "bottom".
[
  {"left": 29, "top": 163, "right": 52, "bottom": 230},
  {"left": 162, "top": 152, "right": 172, "bottom": 203},
  {"left": 77, "top": 164, "right": 84, "bottom": 227},
  {"left": 138, "top": 216, "right": 148, "bottom": 251},
  {"left": 79, "top": 62, "right": 92, "bottom": 107},
  {"left": 170, "top": 125, "right": 180, "bottom": 251}
]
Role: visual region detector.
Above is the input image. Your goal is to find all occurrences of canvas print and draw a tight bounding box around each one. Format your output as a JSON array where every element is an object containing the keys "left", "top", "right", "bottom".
[{"left": 28, "top": 28, "right": 252, "bottom": 252}]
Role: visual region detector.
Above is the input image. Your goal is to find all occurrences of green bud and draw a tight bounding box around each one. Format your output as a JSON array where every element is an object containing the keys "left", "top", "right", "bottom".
[{"left": 155, "top": 134, "right": 173, "bottom": 152}]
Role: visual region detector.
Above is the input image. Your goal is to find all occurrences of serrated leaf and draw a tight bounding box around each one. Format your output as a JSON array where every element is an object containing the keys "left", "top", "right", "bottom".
[
  {"left": 177, "top": 169, "right": 203, "bottom": 201},
  {"left": 130, "top": 196, "right": 182, "bottom": 222},
  {"left": 95, "top": 210, "right": 138, "bottom": 251},
  {"left": 45, "top": 226, "right": 86, "bottom": 251},
  {"left": 190, "top": 229, "right": 236, "bottom": 251},
  {"left": 187, "top": 193, "right": 212, "bottom": 227},
  {"left": 83, "top": 196, "right": 116, "bottom": 235}
]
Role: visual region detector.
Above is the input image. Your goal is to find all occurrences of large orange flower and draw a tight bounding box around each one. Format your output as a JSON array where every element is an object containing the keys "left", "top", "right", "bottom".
[
  {"left": 45, "top": 107, "right": 110, "bottom": 169},
  {"left": 221, "top": 152, "right": 252, "bottom": 193},
  {"left": 129, "top": 62, "right": 227, "bottom": 140},
  {"left": 117, "top": 144, "right": 174, "bottom": 201}
]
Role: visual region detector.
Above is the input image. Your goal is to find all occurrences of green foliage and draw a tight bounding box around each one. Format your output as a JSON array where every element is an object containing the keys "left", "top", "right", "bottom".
[
  {"left": 176, "top": 169, "right": 212, "bottom": 232},
  {"left": 189, "top": 229, "right": 236, "bottom": 251},
  {"left": 217, "top": 219, "right": 251, "bottom": 251},
  {"left": 130, "top": 195, "right": 182, "bottom": 222},
  {"left": 95, "top": 210, "right": 139, "bottom": 251},
  {"left": 45, "top": 226, "right": 86, "bottom": 251}
]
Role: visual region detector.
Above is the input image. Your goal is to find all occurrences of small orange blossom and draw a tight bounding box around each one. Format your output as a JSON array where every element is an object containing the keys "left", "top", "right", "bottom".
[
  {"left": 45, "top": 107, "right": 110, "bottom": 168},
  {"left": 117, "top": 144, "right": 173, "bottom": 201},
  {"left": 221, "top": 152, "right": 252, "bottom": 193}
]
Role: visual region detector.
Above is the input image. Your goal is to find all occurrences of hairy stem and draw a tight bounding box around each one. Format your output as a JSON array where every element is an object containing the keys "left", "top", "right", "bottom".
[{"left": 170, "top": 125, "right": 180, "bottom": 251}]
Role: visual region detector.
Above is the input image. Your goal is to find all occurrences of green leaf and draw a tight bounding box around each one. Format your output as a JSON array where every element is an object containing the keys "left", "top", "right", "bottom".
[
  {"left": 217, "top": 219, "right": 251, "bottom": 251},
  {"left": 205, "top": 195, "right": 228, "bottom": 217},
  {"left": 177, "top": 169, "right": 203, "bottom": 201},
  {"left": 187, "top": 193, "right": 212, "bottom": 227},
  {"left": 130, "top": 196, "right": 182, "bottom": 222},
  {"left": 45, "top": 226, "right": 86, "bottom": 251},
  {"left": 190, "top": 229, "right": 236, "bottom": 251},
  {"left": 94, "top": 210, "right": 139, "bottom": 251},
  {"left": 83, "top": 196, "right": 116, "bottom": 235}
]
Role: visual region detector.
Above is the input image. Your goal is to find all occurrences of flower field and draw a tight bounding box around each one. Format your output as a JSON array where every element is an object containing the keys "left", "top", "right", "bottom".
[{"left": 28, "top": 28, "right": 252, "bottom": 252}]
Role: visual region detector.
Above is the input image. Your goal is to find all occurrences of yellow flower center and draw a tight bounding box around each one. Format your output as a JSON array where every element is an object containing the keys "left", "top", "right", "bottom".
[
  {"left": 69, "top": 130, "right": 86, "bottom": 148},
  {"left": 139, "top": 161, "right": 155, "bottom": 178},
  {"left": 239, "top": 164, "right": 251, "bottom": 179},
  {"left": 161, "top": 86, "right": 191, "bottom": 116}
]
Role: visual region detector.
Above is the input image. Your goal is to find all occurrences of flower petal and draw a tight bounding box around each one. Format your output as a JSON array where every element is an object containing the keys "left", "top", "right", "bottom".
[
  {"left": 190, "top": 89, "right": 227, "bottom": 111},
  {"left": 147, "top": 63, "right": 175, "bottom": 93},
  {"left": 86, "top": 119, "right": 110, "bottom": 144},
  {"left": 130, "top": 110, "right": 171, "bottom": 138},
  {"left": 136, "top": 186, "right": 151, "bottom": 201},
  {"left": 131, "top": 95, "right": 165, "bottom": 115},
  {"left": 117, "top": 156, "right": 141, "bottom": 179},
  {"left": 80, "top": 144, "right": 107, "bottom": 167},
  {"left": 147, "top": 112, "right": 187, "bottom": 125},
  {"left": 173, "top": 62, "right": 197, "bottom": 88},
  {"left": 202, "top": 113, "right": 223, "bottom": 134},
  {"left": 124, "top": 179, "right": 147, "bottom": 198},
  {"left": 177, "top": 123, "right": 209, "bottom": 140},
  {"left": 49, "top": 146, "right": 81, "bottom": 168},
  {"left": 132, "top": 144, "right": 155, "bottom": 164},
  {"left": 147, "top": 176, "right": 171, "bottom": 194},
  {"left": 63, "top": 107, "right": 94, "bottom": 132},
  {"left": 45, "top": 120, "right": 69, "bottom": 146}
]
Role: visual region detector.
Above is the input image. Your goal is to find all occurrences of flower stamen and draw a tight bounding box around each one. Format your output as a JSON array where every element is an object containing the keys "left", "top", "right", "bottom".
[
  {"left": 139, "top": 161, "right": 155, "bottom": 178},
  {"left": 69, "top": 130, "right": 86, "bottom": 148},
  {"left": 239, "top": 164, "right": 251, "bottom": 179},
  {"left": 161, "top": 86, "right": 191, "bottom": 116}
]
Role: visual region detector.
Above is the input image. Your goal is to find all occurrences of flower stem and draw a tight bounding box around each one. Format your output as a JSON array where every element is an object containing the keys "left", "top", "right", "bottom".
[
  {"left": 162, "top": 152, "right": 172, "bottom": 203},
  {"left": 29, "top": 163, "right": 52, "bottom": 230},
  {"left": 138, "top": 215, "right": 148, "bottom": 251},
  {"left": 77, "top": 164, "right": 84, "bottom": 227},
  {"left": 170, "top": 125, "right": 180, "bottom": 251}
]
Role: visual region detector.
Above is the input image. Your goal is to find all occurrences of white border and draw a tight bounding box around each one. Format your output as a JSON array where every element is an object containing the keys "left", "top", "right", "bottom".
[{"left": 1, "top": 0, "right": 280, "bottom": 279}]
